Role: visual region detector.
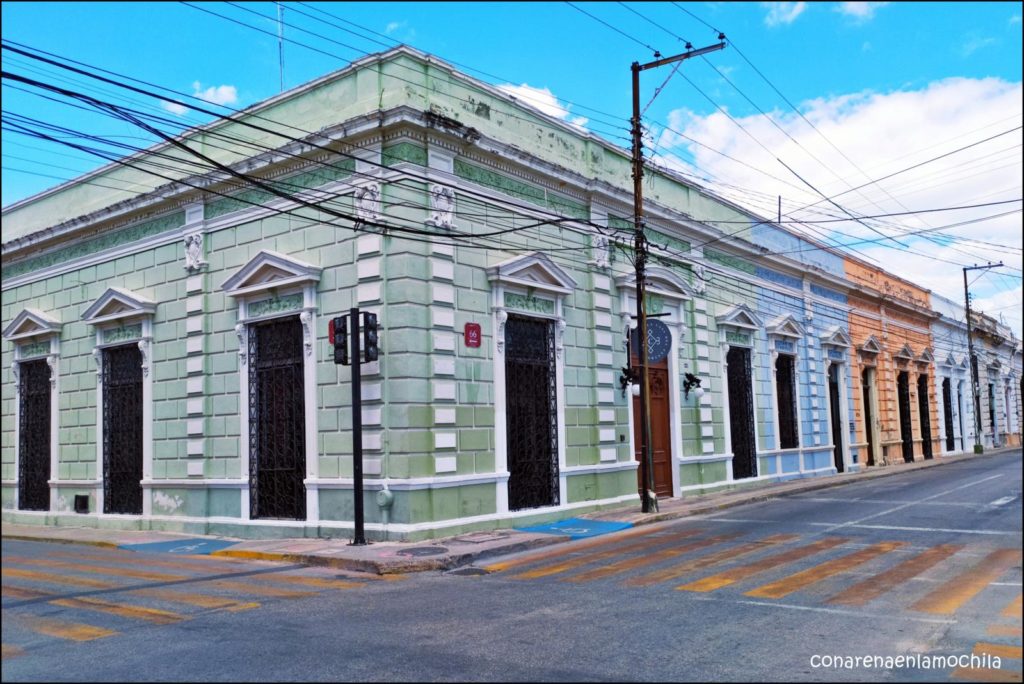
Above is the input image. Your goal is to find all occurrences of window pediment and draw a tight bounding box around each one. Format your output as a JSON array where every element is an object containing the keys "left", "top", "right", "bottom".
[
  {"left": 894, "top": 343, "right": 915, "bottom": 360},
  {"left": 222, "top": 250, "right": 322, "bottom": 299},
  {"left": 614, "top": 266, "right": 693, "bottom": 301},
  {"left": 3, "top": 308, "right": 62, "bottom": 342},
  {"left": 860, "top": 335, "right": 883, "bottom": 355},
  {"left": 820, "top": 325, "right": 853, "bottom": 348},
  {"left": 82, "top": 287, "right": 156, "bottom": 327},
  {"left": 715, "top": 303, "right": 763, "bottom": 331},
  {"left": 486, "top": 252, "right": 576, "bottom": 295},
  {"left": 918, "top": 347, "right": 934, "bottom": 364},
  {"left": 766, "top": 313, "right": 805, "bottom": 339}
]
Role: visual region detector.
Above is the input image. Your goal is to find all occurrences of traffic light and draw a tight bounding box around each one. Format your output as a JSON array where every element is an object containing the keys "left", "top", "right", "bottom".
[
  {"left": 330, "top": 315, "right": 349, "bottom": 365},
  {"left": 362, "top": 311, "right": 378, "bottom": 362}
]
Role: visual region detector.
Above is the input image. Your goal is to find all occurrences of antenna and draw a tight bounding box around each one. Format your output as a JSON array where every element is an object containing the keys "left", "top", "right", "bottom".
[{"left": 277, "top": 2, "right": 284, "bottom": 92}]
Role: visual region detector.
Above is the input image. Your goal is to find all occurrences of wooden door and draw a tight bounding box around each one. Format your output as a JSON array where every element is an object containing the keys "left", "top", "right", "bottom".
[{"left": 633, "top": 354, "right": 673, "bottom": 498}]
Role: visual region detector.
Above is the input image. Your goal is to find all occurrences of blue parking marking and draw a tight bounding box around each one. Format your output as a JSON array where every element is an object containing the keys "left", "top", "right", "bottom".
[
  {"left": 118, "top": 539, "right": 238, "bottom": 555},
  {"left": 516, "top": 518, "right": 633, "bottom": 539}
]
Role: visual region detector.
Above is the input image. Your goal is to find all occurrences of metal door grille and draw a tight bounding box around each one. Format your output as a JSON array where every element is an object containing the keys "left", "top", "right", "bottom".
[
  {"left": 918, "top": 375, "right": 933, "bottom": 459},
  {"left": 19, "top": 359, "right": 50, "bottom": 511},
  {"left": 942, "top": 378, "right": 955, "bottom": 452},
  {"left": 505, "top": 315, "right": 559, "bottom": 511},
  {"left": 727, "top": 347, "right": 756, "bottom": 480},
  {"left": 775, "top": 354, "right": 798, "bottom": 449},
  {"left": 249, "top": 317, "right": 306, "bottom": 520},
  {"left": 828, "top": 364, "right": 844, "bottom": 473},
  {"left": 862, "top": 368, "right": 875, "bottom": 466},
  {"left": 103, "top": 345, "right": 143, "bottom": 514},
  {"left": 897, "top": 371, "right": 914, "bottom": 463}
]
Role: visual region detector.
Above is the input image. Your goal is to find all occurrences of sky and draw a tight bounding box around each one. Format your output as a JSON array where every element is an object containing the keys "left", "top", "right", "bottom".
[{"left": 2, "top": 1, "right": 1021, "bottom": 334}]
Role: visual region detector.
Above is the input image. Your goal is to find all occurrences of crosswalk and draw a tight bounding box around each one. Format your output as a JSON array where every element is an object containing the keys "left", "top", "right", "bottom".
[
  {"left": 1, "top": 546, "right": 389, "bottom": 659},
  {"left": 483, "top": 526, "right": 1023, "bottom": 681}
]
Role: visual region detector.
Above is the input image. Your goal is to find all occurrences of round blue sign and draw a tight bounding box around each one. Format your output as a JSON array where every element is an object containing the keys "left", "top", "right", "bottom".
[{"left": 631, "top": 318, "right": 672, "bottom": 364}]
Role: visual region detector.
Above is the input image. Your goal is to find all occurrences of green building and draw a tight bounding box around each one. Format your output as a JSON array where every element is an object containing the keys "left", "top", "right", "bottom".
[{"left": 4, "top": 46, "right": 883, "bottom": 540}]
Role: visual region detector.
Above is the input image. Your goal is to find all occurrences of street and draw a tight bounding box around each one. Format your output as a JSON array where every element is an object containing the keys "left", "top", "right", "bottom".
[{"left": 2, "top": 450, "right": 1021, "bottom": 682}]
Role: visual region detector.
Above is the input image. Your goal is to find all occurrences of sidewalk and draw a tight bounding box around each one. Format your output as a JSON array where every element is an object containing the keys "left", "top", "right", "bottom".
[{"left": 3, "top": 447, "right": 1018, "bottom": 575}]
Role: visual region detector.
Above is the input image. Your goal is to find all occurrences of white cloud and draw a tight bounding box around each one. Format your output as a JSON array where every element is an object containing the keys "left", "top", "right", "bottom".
[
  {"left": 385, "top": 21, "right": 404, "bottom": 34},
  {"left": 1010, "top": 15, "right": 1021, "bottom": 25},
  {"left": 191, "top": 81, "right": 238, "bottom": 106},
  {"left": 655, "top": 76, "right": 1023, "bottom": 332},
  {"left": 161, "top": 100, "right": 188, "bottom": 116},
  {"left": 836, "top": 2, "right": 889, "bottom": 22},
  {"left": 762, "top": 2, "right": 807, "bottom": 27},
  {"left": 497, "top": 83, "right": 589, "bottom": 130},
  {"left": 960, "top": 35, "right": 997, "bottom": 57}
]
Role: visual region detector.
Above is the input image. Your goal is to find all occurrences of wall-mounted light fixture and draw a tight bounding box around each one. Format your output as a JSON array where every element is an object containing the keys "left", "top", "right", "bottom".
[
  {"left": 683, "top": 372, "right": 704, "bottom": 400},
  {"left": 619, "top": 366, "right": 640, "bottom": 398}
]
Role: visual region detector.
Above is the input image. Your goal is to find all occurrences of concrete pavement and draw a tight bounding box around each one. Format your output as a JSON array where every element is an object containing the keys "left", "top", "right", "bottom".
[{"left": 2, "top": 447, "right": 1018, "bottom": 575}]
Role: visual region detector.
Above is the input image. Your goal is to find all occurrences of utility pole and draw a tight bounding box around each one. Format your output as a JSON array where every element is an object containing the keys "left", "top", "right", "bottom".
[
  {"left": 963, "top": 262, "right": 1002, "bottom": 453},
  {"left": 631, "top": 38, "right": 725, "bottom": 513}
]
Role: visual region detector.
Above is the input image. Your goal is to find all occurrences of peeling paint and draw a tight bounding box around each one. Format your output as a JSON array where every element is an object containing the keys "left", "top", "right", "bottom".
[{"left": 153, "top": 491, "right": 184, "bottom": 513}]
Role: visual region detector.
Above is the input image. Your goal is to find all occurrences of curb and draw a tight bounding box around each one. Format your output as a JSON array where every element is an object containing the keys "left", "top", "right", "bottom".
[
  {"left": 582, "top": 447, "right": 1018, "bottom": 529},
  {"left": 3, "top": 448, "right": 1017, "bottom": 572},
  {"left": 0, "top": 534, "right": 120, "bottom": 549},
  {"left": 210, "top": 533, "right": 567, "bottom": 575}
]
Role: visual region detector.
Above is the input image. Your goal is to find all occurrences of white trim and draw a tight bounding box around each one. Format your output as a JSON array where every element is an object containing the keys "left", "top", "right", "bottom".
[
  {"left": 3, "top": 492, "right": 641, "bottom": 535},
  {"left": 81, "top": 287, "right": 156, "bottom": 326},
  {"left": 486, "top": 251, "right": 577, "bottom": 296},
  {"left": 8, "top": 328, "right": 62, "bottom": 512},
  {"left": 141, "top": 479, "right": 246, "bottom": 489},
  {"left": 85, "top": 294, "right": 155, "bottom": 516},
  {"left": 619, "top": 287, "right": 689, "bottom": 498},
  {"left": 227, "top": 251, "right": 320, "bottom": 524},
  {"left": 490, "top": 264, "right": 571, "bottom": 514},
  {"left": 2, "top": 308, "right": 62, "bottom": 342}
]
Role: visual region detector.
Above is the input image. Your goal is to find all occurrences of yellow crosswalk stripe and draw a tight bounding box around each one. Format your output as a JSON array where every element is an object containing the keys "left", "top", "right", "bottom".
[
  {"left": 828, "top": 543, "right": 961, "bottom": 606},
  {"left": 745, "top": 541, "right": 905, "bottom": 599},
  {"left": 1004, "top": 595, "right": 1023, "bottom": 620},
  {"left": 249, "top": 575, "right": 363, "bottom": 590},
  {"left": 49, "top": 596, "right": 186, "bottom": 625},
  {"left": 2, "top": 644, "right": 26, "bottom": 659},
  {"left": 3, "top": 581, "right": 257, "bottom": 614},
  {"left": 564, "top": 534, "right": 739, "bottom": 583},
  {"left": 975, "top": 643, "right": 1024, "bottom": 660},
  {"left": 951, "top": 667, "right": 1023, "bottom": 682},
  {"left": 2, "top": 568, "right": 115, "bottom": 589},
  {"left": 987, "top": 625, "right": 1022, "bottom": 638},
  {"left": 129, "top": 588, "right": 260, "bottom": 612},
  {"left": 5, "top": 556, "right": 187, "bottom": 582},
  {"left": 676, "top": 537, "right": 848, "bottom": 593},
  {"left": 3, "top": 584, "right": 56, "bottom": 600},
  {"left": 911, "top": 549, "right": 1022, "bottom": 615},
  {"left": 511, "top": 529, "right": 704, "bottom": 580},
  {"left": 41, "top": 549, "right": 253, "bottom": 573},
  {"left": 18, "top": 615, "right": 118, "bottom": 642},
  {"left": 483, "top": 524, "right": 675, "bottom": 573},
  {"left": 211, "top": 580, "right": 316, "bottom": 598},
  {"left": 623, "top": 534, "right": 799, "bottom": 588}
]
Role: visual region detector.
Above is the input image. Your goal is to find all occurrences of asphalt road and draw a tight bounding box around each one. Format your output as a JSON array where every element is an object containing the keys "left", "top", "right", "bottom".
[{"left": 2, "top": 450, "right": 1021, "bottom": 682}]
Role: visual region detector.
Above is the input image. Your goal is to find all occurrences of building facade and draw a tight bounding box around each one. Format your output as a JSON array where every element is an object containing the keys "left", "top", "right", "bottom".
[
  {"left": 1, "top": 47, "right": 1018, "bottom": 540},
  {"left": 844, "top": 260, "right": 939, "bottom": 467}
]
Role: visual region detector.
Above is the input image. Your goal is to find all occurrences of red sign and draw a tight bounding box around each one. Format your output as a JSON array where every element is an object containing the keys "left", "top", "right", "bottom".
[{"left": 464, "top": 322, "right": 482, "bottom": 348}]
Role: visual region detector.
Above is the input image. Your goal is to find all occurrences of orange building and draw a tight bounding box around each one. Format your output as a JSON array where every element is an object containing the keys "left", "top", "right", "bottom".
[{"left": 844, "top": 259, "right": 940, "bottom": 466}]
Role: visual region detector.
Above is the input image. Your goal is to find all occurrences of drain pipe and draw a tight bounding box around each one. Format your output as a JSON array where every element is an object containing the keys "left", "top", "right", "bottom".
[{"left": 376, "top": 487, "right": 395, "bottom": 532}]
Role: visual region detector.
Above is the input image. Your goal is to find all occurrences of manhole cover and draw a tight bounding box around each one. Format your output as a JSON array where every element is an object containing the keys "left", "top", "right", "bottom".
[{"left": 396, "top": 546, "right": 448, "bottom": 557}]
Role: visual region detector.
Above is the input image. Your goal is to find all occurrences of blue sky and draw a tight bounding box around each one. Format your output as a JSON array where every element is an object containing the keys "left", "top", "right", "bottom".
[{"left": 2, "top": 2, "right": 1021, "bottom": 329}]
